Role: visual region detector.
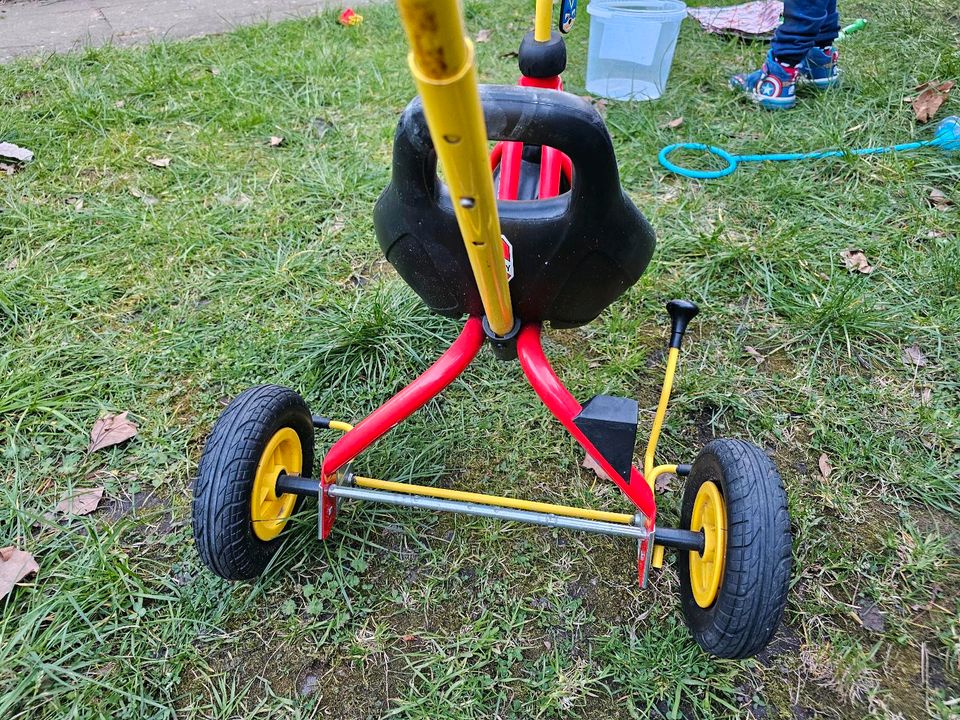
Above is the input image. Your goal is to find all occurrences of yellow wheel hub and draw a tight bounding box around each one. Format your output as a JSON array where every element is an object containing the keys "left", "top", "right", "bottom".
[
  {"left": 250, "top": 427, "right": 302, "bottom": 541},
  {"left": 689, "top": 480, "right": 727, "bottom": 608}
]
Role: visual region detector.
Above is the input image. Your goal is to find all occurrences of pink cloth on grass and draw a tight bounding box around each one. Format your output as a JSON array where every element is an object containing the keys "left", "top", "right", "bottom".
[{"left": 688, "top": 0, "right": 783, "bottom": 38}]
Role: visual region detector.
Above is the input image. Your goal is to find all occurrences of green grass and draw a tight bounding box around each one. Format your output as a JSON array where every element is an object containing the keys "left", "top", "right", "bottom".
[{"left": 1, "top": 0, "right": 959, "bottom": 717}]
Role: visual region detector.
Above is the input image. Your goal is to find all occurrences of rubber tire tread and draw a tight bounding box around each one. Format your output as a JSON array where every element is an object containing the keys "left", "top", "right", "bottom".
[
  {"left": 192, "top": 385, "right": 314, "bottom": 581},
  {"left": 677, "top": 439, "right": 792, "bottom": 659}
]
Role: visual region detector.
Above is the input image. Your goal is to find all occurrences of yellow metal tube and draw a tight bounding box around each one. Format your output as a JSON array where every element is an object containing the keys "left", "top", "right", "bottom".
[
  {"left": 354, "top": 476, "right": 634, "bottom": 524},
  {"left": 649, "top": 464, "right": 679, "bottom": 487},
  {"left": 534, "top": 0, "right": 553, "bottom": 42},
  {"left": 396, "top": 0, "right": 515, "bottom": 336},
  {"left": 643, "top": 347, "right": 680, "bottom": 488},
  {"left": 329, "top": 420, "right": 354, "bottom": 433},
  {"left": 396, "top": 0, "right": 466, "bottom": 80}
]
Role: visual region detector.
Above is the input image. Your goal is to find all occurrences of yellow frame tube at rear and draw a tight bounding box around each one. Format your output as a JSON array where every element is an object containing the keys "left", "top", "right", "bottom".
[
  {"left": 395, "top": 0, "right": 515, "bottom": 336},
  {"left": 355, "top": 476, "right": 635, "bottom": 524}
]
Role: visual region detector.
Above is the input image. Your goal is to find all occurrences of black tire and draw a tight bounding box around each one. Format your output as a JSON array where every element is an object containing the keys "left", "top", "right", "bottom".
[
  {"left": 677, "top": 439, "right": 792, "bottom": 659},
  {"left": 192, "top": 384, "right": 314, "bottom": 581}
]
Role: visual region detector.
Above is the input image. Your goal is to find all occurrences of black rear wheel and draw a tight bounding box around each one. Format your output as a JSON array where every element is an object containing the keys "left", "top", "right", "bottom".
[
  {"left": 192, "top": 385, "right": 314, "bottom": 581},
  {"left": 677, "top": 439, "right": 792, "bottom": 659}
]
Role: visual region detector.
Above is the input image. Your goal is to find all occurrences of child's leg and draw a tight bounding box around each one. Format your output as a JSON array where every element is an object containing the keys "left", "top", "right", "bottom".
[
  {"left": 771, "top": 0, "right": 831, "bottom": 65},
  {"left": 730, "top": 0, "right": 832, "bottom": 109},
  {"left": 814, "top": 0, "right": 841, "bottom": 49},
  {"left": 801, "top": 0, "right": 841, "bottom": 88}
]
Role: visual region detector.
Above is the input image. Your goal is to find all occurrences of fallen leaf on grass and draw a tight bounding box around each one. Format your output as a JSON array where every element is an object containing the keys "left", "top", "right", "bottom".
[
  {"left": 209, "top": 66, "right": 221, "bottom": 76},
  {"left": 927, "top": 187, "right": 952, "bottom": 210},
  {"left": 129, "top": 187, "right": 158, "bottom": 206},
  {"left": 0, "top": 162, "right": 17, "bottom": 175},
  {"left": 817, "top": 453, "right": 832, "bottom": 480},
  {"left": 920, "top": 387, "right": 932, "bottom": 405},
  {"left": 52, "top": 487, "right": 104, "bottom": 517},
  {"left": 216, "top": 192, "right": 251, "bottom": 208},
  {"left": 114, "top": 99, "right": 125, "bottom": 108},
  {"left": 903, "top": 345, "right": 927, "bottom": 368},
  {"left": 581, "top": 453, "right": 612, "bottom": 482},
  {"left": 311, "top": 117, "right": 334, "bottom": 139},
  {"left": 0, "top": 547, "right": 39, "bottom": 600},
  {"left": 5, "top": 257, "right": 18, "bottom": 270},
  {"left": 855, "top": 598, "right": 886, "bottom": 632},
  {"left": 840, "top": 249, "right": 874, "bottom": 274},
  {"left": 269, "top": 136, "right": 285, "bottom": 147},
  {"left": 146, "top": 156, "right": 171, "bottom": 168},
  {"left": 920, "top": 228, "right": 945, "bottom": 241},
  {"left": 663, "top": 116, "right": 684, "bottom": 129},
  {"left": 591, "top": 98, "right": 609, "bottom": 116},
  {"left": 88, "top": 412, "right": 138, "bottom": 453},
  {"left": 910, "top": 81, "right": 954, "bottom": 123},
  {"left": 475, "top": 29, "right": 493, "bottom": 43},
  {"left": 654, "top": 473, "right": 673, "bottom": 493},
  {"left": 0, "top": 142, "right": 34, "bottom": 163},
  {"left": 744, "top": 346, "right": 765, "bottom": 364}
]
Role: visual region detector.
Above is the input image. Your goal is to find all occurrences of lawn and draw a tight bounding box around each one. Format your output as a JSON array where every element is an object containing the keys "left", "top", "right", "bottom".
[{"left": 1, "top": 0, "right": 958, "bottom": 717}]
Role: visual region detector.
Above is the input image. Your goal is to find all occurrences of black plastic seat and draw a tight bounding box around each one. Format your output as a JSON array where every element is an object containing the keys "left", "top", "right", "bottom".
[{"left": 373, "top": 85, "right": 656, "bottom": 328}]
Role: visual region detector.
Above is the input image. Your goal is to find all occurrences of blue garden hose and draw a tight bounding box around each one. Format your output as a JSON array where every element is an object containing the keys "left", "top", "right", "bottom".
[{"left": 659, "top": 115, "right": 960, "bottom": 179}]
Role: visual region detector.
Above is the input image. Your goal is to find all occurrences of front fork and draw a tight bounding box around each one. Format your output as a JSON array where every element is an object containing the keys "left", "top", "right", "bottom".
[{"left": 311, "top": 301, "right": 700, "bottom": 586}]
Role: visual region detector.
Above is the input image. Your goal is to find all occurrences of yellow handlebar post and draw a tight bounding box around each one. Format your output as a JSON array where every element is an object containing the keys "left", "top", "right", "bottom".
[
  {"left": 535, "top": 0, "right": 553, "bottom": 42},
  {"left": 644, "top": 347, "right": 679, "bottom": 488},
  {"left": 396, "top": 0, "right": 515, "bottom": 336}
]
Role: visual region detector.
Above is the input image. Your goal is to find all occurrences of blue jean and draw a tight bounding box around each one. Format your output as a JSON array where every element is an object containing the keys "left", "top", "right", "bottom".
[{"left": 771, "top": 0, "right": 841, "bottom": 60}]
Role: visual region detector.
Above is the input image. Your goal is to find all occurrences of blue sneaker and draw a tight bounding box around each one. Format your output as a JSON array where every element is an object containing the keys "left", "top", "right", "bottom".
[
  {"left": 730, "top": 50, "right": 798, "bottom": 110},
  {"left": 799, "top": 46, "right": 840, "bottom": 89}
]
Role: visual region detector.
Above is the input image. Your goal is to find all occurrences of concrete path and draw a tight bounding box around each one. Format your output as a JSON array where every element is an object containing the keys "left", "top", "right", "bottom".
[{"left": 1, "top": 0, "right": 356, "bottom": 63}]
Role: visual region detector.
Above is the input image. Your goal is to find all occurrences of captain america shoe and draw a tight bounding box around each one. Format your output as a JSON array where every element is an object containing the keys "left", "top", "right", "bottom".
[
  {"left": 730, "top": 50, "right": 799, "bottom": 110},
  {"left": 799, "top": 45, "right": 840, "bottom": 89}
]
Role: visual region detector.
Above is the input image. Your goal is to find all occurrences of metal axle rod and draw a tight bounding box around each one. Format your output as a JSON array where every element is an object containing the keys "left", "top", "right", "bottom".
[
  {"left": 274, "top": 474, "right": 704, "bottom": 551},
  {"left": 328, "top": 484, "right": 650, "bottom": 540}
]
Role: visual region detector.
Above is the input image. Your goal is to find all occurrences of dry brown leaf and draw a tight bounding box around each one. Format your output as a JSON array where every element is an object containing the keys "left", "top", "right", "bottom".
[
  {"left": 0, "top": 142, "right": 34, "bottom": 163},
  {"left": 311, "top": 117, "right": 335, "bottom": 139},
  {"left": 927, "top": 187, "right": 952, "bottom": 210},
  {"left": 129, "top": 187, "right": 158, "bottom": 206},
  {"left": 591, "top": 98, "right": 609, "bottom": 116},
  {"left": 581, "top": 452, "right": 612, "bottom": 482},
  {"left": 664, "top": 116, "right": 684, "bottom": 129},
  {"left": 0, "top": 546, "right": 39, "bottom": 600},
  {"left": 146, "top": 156, "right": 171, "bottom": 168},
  {"left": 744, "top": 346, "right": 765, "bottom": 364},
  {"left": 475, "top": 29, "right": 493, "bottom": 43},
  {"left": 654, "top": 473, "right": 673, "bottom": 494},
  {"left": 903, "top": 345, "right": 927, "bottom": 368},
  {"left": 840, "top": 249, "right": 874, "bottom": 274},
  {"left": 5, "top": 257, "right": 18, "bottom": 270},
  {"left": 855, "top": 598, "right": 885, "bottom": 632},
  {"left": 114, "top": 99, "right": 125, "bottom": 108},
  {"left": 53, "top": 487, "right": 104, "bottom": 516},
  {"left": 269, "top": 136, "right": 285, "bottom": 147},
  {"left": 911, "top": 80, "right": 954, "bottom": 123},
  {"left": 88, "top": 411, "right": 138, "bottom": 453},
  {"left": 920, "top": 387, "right": 932, "bottom": 405},
  {"left": 817, "top": 453, "right": 832, "bottom": 480}
]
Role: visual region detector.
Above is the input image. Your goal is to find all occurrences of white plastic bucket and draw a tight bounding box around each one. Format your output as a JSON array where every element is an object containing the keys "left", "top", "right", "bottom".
[{"left": 586, "top": 0, "right": 687, "bottom": 101}]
